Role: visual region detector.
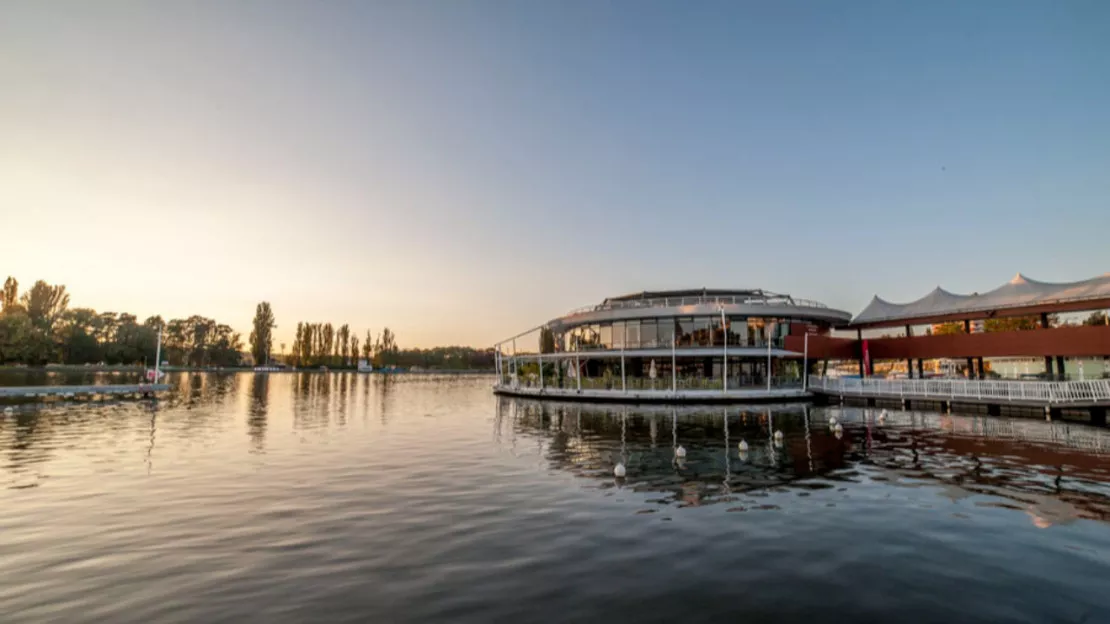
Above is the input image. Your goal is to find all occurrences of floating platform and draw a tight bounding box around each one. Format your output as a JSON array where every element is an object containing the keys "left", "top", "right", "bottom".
[
  {"left": 0, "top": 384, "right": 170, "bottom": 400},
  {"left": 493, "top": 385, "right": 809, "bottom": 404}
]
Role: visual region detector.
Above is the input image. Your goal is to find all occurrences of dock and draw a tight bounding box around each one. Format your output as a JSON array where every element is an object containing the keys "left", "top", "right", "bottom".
[
  {"left": 808, "top": 376, "right": 1110, "bottom": 423},
  {"left": 0, "top": 384, "right": 170, "bottom": 400}
]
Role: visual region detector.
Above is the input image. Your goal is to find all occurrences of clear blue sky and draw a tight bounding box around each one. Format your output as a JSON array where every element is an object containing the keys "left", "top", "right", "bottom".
[{"left": 2, "top": 1, "right": 1108, "bottom": 347}]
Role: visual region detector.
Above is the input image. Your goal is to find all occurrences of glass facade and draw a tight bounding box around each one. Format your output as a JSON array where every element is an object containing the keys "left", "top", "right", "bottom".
[{"left": 554, "top": 316, "right": 794, "bottom": 351}]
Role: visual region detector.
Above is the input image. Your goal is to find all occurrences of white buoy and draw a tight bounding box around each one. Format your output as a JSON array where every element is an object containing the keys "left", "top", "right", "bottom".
[
  {"left": 828, "top": 416, "right": 837, "bottom": 426},
  {"left": 3, "top": 406, "right": 12, "bottom": 415},
  {"left": 834, "top": 423, "right": 843, "bottom": 434},
  {"left": 675, "top": 445, "right": 687, "bottom": 458},
  {"left": 773, "top": 430, "right": 784, "bottom": 441},
  {"left": 880, "top": 409, "right": 888, "bottom": 420},
  {"left": 614, "top": 463, "right": 626, "bottom": 478},
  {"left": 738, "top": 439, "right": 749, "bottom": 452}
]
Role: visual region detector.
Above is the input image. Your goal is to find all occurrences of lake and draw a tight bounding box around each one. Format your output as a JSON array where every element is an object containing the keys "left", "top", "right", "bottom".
[{"left": 1, "top": 372, "right": 1109, "bottom": 623}]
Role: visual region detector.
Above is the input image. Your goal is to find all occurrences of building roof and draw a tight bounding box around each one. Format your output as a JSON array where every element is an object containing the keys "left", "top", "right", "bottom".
[
  {"left": 851, "top": 273, "right": 1110, "bottom": 328},
  {"left": 604, "top": 288, "right": 781, "bottom": 304}
]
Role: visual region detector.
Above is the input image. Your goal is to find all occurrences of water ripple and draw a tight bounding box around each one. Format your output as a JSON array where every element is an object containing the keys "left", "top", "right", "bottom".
[{"left": 1, "top": 373, "right": 1109, "bottom": 622}]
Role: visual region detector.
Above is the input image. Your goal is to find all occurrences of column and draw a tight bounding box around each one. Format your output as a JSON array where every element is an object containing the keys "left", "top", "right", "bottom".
[
  {"left": 917, "top": 359, "right": 925, "bottom": 378},
  {"left": 977, "top": 356, "right": 985, "bottom": 380},
  {"left": 1040, "top": 313, "right": 1053, "bottom": 379},
  {"left": 966, "top": 357, "right": 975, "bottom": 379},
  {"left": 857, "top": 329, "right": 864, "bottom": 377},
  {"left": 906, "top": 359, "right": 913, "bottom": 378},
  {"left": 721, "top": 308, "right": 728, "bottom": 393},
  {"left": 1056, "top": 356, "right": 1066, "bottom": 381},
  {"left": 620, "top": 349, "right": 626, "bottom": 393},
  {"left": 905, "top": 325, "right": 914, "bottom": 378}
]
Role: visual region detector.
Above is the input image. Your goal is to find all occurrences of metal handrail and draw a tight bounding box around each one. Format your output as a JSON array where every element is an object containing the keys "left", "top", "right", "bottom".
[
  {"left": 807, "top": 375, "right": 1110, "bottom": 405},
  {"left": 564, "top": 294, "right": 829, "bottom": 317}
]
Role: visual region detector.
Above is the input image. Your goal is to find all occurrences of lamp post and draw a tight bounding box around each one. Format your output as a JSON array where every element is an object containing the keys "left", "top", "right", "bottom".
[
  {"left": 766, "top": 321, "right": 774, "bottom": 392},
  {"left": 720, "top": 305, "right": 728, "bottom": 393}
]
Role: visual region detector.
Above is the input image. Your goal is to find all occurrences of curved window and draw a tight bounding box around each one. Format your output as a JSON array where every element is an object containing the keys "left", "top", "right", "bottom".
[
  {"left": 692, "top": 317, "right": 711, "bottom": 346},
  {"left": 612, "top": 322, "right": 625, "bottom": 349},
  {"left": 748, "top": 318, "right": 765, "bottom": 346},
  {"left": 640, "top": 320, "right": 658, "bottom": 349},
  {"left": 676, "top": 318, "right": 693, "bottom": 346},
  {"left": 625, "top": 321, "right": 640, "bottom": 349},
  {"left": 729, "top": 316, "right": 747, "bottom": 346}
]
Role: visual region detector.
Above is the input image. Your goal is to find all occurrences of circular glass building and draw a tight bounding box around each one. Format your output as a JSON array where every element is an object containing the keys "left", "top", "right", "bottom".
[{"left": 494, "top": 288, "right": 852, "bottom": 402}]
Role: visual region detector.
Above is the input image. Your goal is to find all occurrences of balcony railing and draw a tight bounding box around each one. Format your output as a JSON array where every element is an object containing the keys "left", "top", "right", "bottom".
[
  {"left": 565, "top": 294, "right": 828, "bottom": 317},
  {"left": 808, "top": 376, "right": 1110, "bottom": 405},
  {"left": 498, "top": 373, "right": 802, "bottom": 393}
]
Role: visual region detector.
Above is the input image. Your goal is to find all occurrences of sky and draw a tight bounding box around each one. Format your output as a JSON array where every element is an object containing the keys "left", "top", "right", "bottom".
[{"left": 2, "top": 1, "right": 1108, "bottom": 348}]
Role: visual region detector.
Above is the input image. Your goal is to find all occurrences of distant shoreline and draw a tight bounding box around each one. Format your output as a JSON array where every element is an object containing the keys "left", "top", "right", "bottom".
[{"left": 1, "top": 365, "right": 494, "bottom": 375}]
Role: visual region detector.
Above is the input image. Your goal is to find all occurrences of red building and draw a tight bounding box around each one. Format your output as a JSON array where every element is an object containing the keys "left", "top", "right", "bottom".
[{"left": 788, "top": 273, "right": 1110, "bottom": 379}]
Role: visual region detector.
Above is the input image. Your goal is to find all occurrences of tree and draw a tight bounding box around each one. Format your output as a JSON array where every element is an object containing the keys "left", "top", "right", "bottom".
[
  {"left": 292, "top": 322, "right": 304, "bottom": 366},
  {"left": 985, "top": 316, "right": 1039, "bottom": 332},
  {"left": 0, "top": 312, "right": 34, "bottom": 363},
  {"left": 374, "top": 327, "right": 397, "bottom": 366},
  {"left": 322, "top": 323, "right": 334, "bottom": 366},
  {"left": 539, "top": 327, "right": 556, "bottom": 353},
  {"left": 351, "top": 336, "right": 360, "bottom": 364},
  {"left": 21, "top": 280, "right": 69, "bottom": 333},
  {"left": 2, "top": 277, "right": 19, "bottom": 313},
  {"left": 932, "top": 322, "right": 963, "bottom": 336},
  {"left": 1083, "top": 311, "right": 1109, "bottom": 326},
  {"left": 363, "top": 329, "right": 374, "bottom": 360},
  {"left": 337, "top": 324, "right": 350, "bottom": 365},
  {"left": 249, "top": 302, "right": 276, "bottom": 366}
]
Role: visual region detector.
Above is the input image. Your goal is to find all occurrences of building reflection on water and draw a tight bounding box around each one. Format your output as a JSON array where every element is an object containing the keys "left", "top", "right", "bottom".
[{"left": 494, "top": 397, "right": 1110, "bottom": 527}]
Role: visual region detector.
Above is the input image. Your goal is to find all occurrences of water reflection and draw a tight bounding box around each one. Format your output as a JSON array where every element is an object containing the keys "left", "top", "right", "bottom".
[
  {"left": 248, "top": 374, "right": 268, "bottom": 453},
  {"left": 497, "top": 398, "right": 1110, "bottom": 525}
]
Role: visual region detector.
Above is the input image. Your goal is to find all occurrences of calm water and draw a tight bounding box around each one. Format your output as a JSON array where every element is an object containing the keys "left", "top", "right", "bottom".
[{"left": 2, "top": 373, "right": 1110, "bottom": 623}]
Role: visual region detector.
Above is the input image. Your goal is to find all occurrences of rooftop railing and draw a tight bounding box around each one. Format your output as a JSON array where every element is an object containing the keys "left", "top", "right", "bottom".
[{"left": 564, "top": 294, "right": 829, "bottom": 317}]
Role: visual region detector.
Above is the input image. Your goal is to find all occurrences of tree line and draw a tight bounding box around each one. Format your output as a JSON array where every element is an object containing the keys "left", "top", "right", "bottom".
[
  {"left": 929, "top": 312, "right": 1106, "bottom": 336},
  {"left": 1, "top": 275, "right": 496, "bottom": 371},
  {"left": 0, "top": 276, "right": 243, "bottom": 366}
]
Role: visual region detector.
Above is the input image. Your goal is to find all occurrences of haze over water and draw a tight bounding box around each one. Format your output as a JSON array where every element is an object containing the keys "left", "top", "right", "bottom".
[{"left": 2, "top": 373, "right": 1110, "bottom": 622}]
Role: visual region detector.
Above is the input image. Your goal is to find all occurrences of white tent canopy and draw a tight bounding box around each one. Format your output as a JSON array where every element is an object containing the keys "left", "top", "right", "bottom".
[{"left": 852, "top": 273, "right": 1110, "bottom": 326}]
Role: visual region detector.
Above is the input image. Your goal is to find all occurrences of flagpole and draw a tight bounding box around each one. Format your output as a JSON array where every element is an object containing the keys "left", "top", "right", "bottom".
[
  {"left": 803, "top": 331, "right": 809, "bottom": 392},
  {"left": 766, "top": 322, "right": 773, "bottom": 392},
  {"left": 721, "top": 306, "right": 727, "bottom": 393},
  {"left": 671, "top": 334, "right": 677, "bottom": 394}
]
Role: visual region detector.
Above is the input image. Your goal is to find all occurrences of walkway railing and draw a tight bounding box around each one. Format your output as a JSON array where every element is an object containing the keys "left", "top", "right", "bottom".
[{"left": 808, "top": 376, "right": 1110, "bottom": 405}]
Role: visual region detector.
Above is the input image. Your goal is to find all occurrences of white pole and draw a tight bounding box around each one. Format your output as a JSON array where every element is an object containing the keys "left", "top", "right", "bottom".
[
  {"left": 803, "top": 331, "right": 809, "bottom": 391},
  {"left": 539, "top": 349, "right": 543, "bottom": 389},
  {"left": 766, "top": 322, "right": 773, "bottom": 392},
  {"left": 721, "top": 307, "right": 727, "bottom": 393},
  {"left": 153, "top": 325, "right": 162, "bottom": 383},
  {"left": 671, "top": 334, "right": 677, "bottom": 393},
  {"left": 621, "top": 346, "right": 626, "bottom": 393},
  {"left": 575, "top": 347, "right": 581, "bottom": 392}
]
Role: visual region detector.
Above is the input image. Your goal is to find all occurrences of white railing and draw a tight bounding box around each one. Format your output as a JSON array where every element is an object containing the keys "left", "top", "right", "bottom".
[{"left": 808, "top": 376, "right": 1110, "bottom": 405}]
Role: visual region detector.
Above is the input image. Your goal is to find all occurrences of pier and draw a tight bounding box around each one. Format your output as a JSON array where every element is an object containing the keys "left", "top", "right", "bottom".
[
  {"left": 808, "top": 376, "right": 1110, "bottom": 423},
  {"left": 0, "top": 384, "right": 170, "bottom": 400}
]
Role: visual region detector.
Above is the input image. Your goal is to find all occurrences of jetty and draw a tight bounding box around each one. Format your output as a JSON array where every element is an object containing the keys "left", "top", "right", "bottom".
[
  {"left": 0, "top": 384, "right": 170, "bottom": 400},
  {"left": 808, "top": 376, "right": 1110, "bottom": 424}
]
